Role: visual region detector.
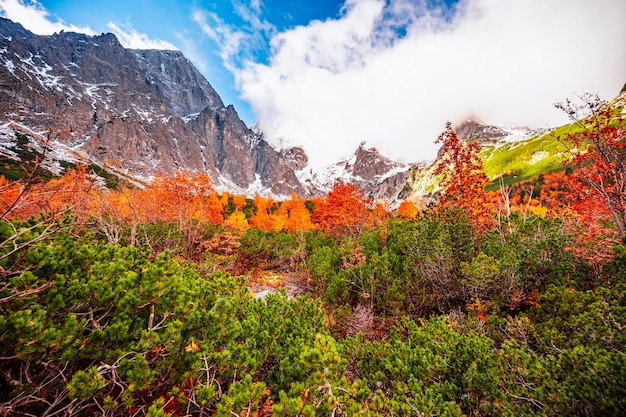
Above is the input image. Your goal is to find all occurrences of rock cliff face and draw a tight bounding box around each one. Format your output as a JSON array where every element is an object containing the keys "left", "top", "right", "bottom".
[
  {"left": 297, "top": 142, "right": 414, "bottom": 202},
  {"left": 453, "top": 120, "right": 548, "bottom": 144},
  {"left": 0, "top": 17, "right": 308, "bottom": 195},
  {"left": 0, "top": 17, "right": 414, "bottom": 201},
  {"left": 347, "top": 143, "right": 414, "bottom": 201},
  {"left": 131, "top": 49, "right": 224, "bottom": 117}
]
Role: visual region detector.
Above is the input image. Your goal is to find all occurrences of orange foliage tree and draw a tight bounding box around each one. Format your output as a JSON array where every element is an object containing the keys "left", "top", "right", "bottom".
[
  {"left": 556, "top": 93, "right": 626, "bottom": 238},
  {"left": 249, "top": 193, "right": 277, "bottom": 231},
  {"left": 433, "top": 122, "right": 493, "bottom": 231},
  {"left": 551, "top": 93, "right": 626, "bottom": 264},
  {"left": 312, "top": 183, "right": 369, "bottom": 236},
  {"left": 224, "top": 209, "right": 249, "bottom": 231},
  {"left": 275, "top": 192, "right": 313, "bottom": 233},
  {"left": 231, "top": 194, "right": 248, "bottom": 211},
  {"left": 397, "top": 199, "right": 419, "bottom": 220},
  {"left": 135, "top": 172, "right": 223, "bottom": 226},
  {"left": 219, "top": 191, "right": 231, "bottom": 209},
  {"left": 369, "top": 201, "right": 390, "bottom": 227},
  {"left": 0, "top": 165, "right": 95, "bottom": 221},
  {"left": 87, "top": 186, "right": 136, "bottom": 244},
  {"left": 1, "top": 165, "right": 96, "bottom": 276},
  {"left": 45, "top": 166, "right": 97, "bottom": 218}
]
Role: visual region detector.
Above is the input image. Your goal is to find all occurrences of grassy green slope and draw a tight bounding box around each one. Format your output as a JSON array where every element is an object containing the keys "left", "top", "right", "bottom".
[
  {"left": 480, "top": 124, "right": 576, "bottom": 191},
  {"left": 481, "top": 94, "right": 626, "bottom": 192},
  {"left": 402, "top": 123, "right": 580, "bottom": 199},
  {"left": 0, "top": 131, "right": 123, "bottom": 189}
]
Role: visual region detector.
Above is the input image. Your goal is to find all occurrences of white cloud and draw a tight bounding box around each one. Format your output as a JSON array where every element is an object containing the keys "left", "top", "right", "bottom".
[
  {"left": 193, "top": 9, "right": 246, "bottom": 72},
  {"left": 233, "top": 0, "right": 274, "bottom": 34},
  {"left": 231, "top": 0, "right": 626, "bottom": 169},
  {"left": 192, "top": 4, "right": 274, "bottom": 73},
  {"left": 249, "top": 0, "right": 262, "bottom": 15},
  {"left": 107, "top": 22, "right": 177, "bottom": 50},
  {"left": 0, "top": 0, "right": 95, "bottom": 35}
]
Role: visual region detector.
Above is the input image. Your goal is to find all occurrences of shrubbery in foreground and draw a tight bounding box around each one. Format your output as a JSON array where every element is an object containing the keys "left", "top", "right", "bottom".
[{"left": 1, "top": 212, "right": 625, "bottom": 416}]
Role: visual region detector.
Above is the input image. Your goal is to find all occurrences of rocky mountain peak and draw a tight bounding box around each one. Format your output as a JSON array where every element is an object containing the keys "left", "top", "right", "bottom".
[
  {"left": 349, "top": 142, "right": 405, "bottom": 182},
  {"left": 0, "top": 17, "right": 311, "bottom": 196},
  {"left": 0, "top": 16, "right": 417, "bottom": 202},
  {"left": 132, "top": 49, "right": 224, "bottom": 117},
  {"left": 295, "top": 142, "right": 414, "bottom": 202},
  {"left": 454, "top": 119, "right": 548, "bottom": 144}
]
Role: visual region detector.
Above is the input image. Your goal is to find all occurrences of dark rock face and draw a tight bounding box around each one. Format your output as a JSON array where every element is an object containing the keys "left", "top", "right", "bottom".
[
  {"left": 346, "top": 143, "right": 414, "bottom": 201},
  {"left": 0, "top": 17, "right": 306, "bottom": 195},
  {"left": 350, "top": 142, "right": 402, "bottom": 182},
  {"left": 253, "top": 141, "right": 309, "bottom": 196},
  {"left": 454, "top": 120, "right": 509, "bottom": 143},
  {"left": 131, "top": 49, "right": 224, "bottom": 117},
  {"left": 0, "top": 17, "right": 416, "bottom": 201}
]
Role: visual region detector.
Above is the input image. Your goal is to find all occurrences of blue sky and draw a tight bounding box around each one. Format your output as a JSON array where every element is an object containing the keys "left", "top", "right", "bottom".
[{"left": 1, "top": 0, "right": 625, "bottom": 168}]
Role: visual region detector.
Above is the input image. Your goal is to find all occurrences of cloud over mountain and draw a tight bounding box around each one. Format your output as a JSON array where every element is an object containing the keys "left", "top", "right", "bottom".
[
  {"left": 1, "top": 0, "right": 624, "bottom": 170},
  {"left": 229, "top": 0, "right": 626, "bottom": 168}
]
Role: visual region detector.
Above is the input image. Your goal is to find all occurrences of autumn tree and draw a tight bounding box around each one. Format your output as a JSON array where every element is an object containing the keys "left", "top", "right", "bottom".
[
  {"left": 275, "top": 192, "right": 313, "bottom": 233},
  {"left": 249, "top": 193, "right": 277, "bottom": 231},
  {"left": 127, "top": 172, "right": 224, "bottom": 257},
  {"left": 397, "top": 199, "right": 419, "bottom": 219},
  {"left": 231, "top": 193, "right": 248, "bottom": 211},
  {"left": 555, "top": 93, "right": 626, "bottom": 239},
  {"left": 87, "top": 187, "right": 131, "bottom": 245},
  {"left": 43, "top": 166, "right": 97, "bottom": 219},
  {"left": 135, "top": 172, "right": 223, "bottom": 226},
  {"left": 224, "top": 209, "right": 250, "bottom": 231},
  {"left": 0, "top": 165, "right": 95, "bottom": 222},
  {"left": 1, "top": 164, "right": 99, "bottom": 276},
  {"left": 312, "top": 182, "right": 369, "bottom": 236},
  {"left": 369, "top": 201, "right": 390, "bottom": 228},
  {"left": 433, "top": 122, "right": 493, "bottom": 231}
]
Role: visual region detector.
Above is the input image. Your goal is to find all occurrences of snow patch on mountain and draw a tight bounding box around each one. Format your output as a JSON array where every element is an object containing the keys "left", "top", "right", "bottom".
[
  {"left": 16, "top": 52, "right": 65, "bottom": 92},
  {"left": 499, "top": 125, "right": 551, "bottom": 142},
  {"left": 455, "top": 120, "right": 551, "bottom": 144},
  {"left": 182, "top": 113, "right": 200, "bottom": 123},
  {"left": 294, "top": 141, "right": 414, "bottom": 201},
  {"left": 0, "top": 122, "right": 85, "bottom": 175}
]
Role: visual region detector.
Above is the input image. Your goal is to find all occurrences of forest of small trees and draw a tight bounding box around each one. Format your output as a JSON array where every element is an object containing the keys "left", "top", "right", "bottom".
[{"left": 0, "top": 96, "right": 624, "bottom": 416}]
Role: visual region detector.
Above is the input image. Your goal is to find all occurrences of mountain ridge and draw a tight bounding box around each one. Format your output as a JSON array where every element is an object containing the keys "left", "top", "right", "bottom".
[
  {"left": 3, "top": 16, "right": 609, "bottom": 206},
  {"left": 0, "top": 17, "right": 312, "bottom": 196},
  {"left": 0, "top": 16, "right": 415, "bottom": 201}
]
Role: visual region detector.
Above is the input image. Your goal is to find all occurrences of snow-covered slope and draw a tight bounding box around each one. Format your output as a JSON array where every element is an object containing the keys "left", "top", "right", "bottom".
[{"left": 296, "top": 142, "right": 415, "bottom": 202}]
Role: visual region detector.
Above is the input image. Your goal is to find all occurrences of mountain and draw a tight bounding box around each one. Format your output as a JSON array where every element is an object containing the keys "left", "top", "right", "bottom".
[
  {"left": 131, "top": 49, "right": 224, "bottom": 118},
  {"left": 0, "top": 17, "right": 416, "bottom": 201},
  {"left": 401, "top": 91, "right": 626, "bottom": 203},
  {"left": 0, "top": 17, "right": 310, "bottom": 196},
  {"left": 454, "top": 120, "right": 549, "bottom": 144},
  {"left": 296, "top": 142, "right": 415, "bottom": 202},
  {"left": 395, "top": 120, "right": 560, "bottom": 203}
]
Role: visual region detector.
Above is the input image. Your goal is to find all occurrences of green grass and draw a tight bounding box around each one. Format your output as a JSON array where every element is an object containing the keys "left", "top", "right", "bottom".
[
  {"left": 405, "top": 122, "right": 586, "bottom": 197},
  {"left": 480, "top": 100, "right": 626, "bottom": 191},
  {"left": 0, "top": 131, "right": 121, "bottom": 189},
  {"left": 0, "top": 132, "right": 55, "bottom": 181},
  {"left": 480, "top": 124, "right": 579, "bottom": 191}
]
